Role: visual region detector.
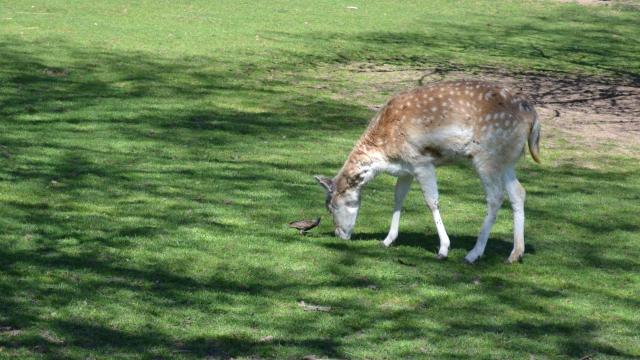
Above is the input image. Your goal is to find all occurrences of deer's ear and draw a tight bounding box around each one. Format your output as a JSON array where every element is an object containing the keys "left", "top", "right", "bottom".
[{"left": 314, "top": 175, "right": 334, "bottom": 193}]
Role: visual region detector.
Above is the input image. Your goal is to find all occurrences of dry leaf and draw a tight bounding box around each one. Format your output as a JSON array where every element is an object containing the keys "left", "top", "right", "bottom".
[
  {"left": 298, "top": 301, "right": 331, "bottom": 312},
  {"left": 397, "top": 258, "right": 416, "bottom": 267},
  {"left": 259, "top": 335, "right": 274, "bottom": 342},
  {"left": 41, "top": 330, "right": 64, "bottom": 344}
]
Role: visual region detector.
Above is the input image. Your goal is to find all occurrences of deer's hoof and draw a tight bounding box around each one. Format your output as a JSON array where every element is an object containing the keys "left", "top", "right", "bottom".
[
  {"left": 464, "top": 255, "right": 479, "bottom": 264},
  {"left": 507, "top": 249, "right": 524, "bottom": 264},
  {"left": 382, "top": 238, "right": 394, "bottom": 247}
]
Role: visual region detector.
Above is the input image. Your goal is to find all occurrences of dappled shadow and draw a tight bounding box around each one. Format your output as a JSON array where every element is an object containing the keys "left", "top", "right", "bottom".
[
  {"left": 349, "top": 231, "right": 538, "bottom": 262},
  {"left": 267, "top": 4, "right": 640, "bottom": 143},
  {"left": 268, "top": 4, "right": 640, "bottom": 80},
  {"left": 1, "top": 6, "right": 640, "bottom": 357},
  {"left": 0, "top": 35, "right": 371, "bottom": 358}
]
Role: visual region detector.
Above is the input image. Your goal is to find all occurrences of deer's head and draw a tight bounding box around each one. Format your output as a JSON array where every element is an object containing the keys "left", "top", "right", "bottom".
[{"left": 314, "top": 175, "right": 360, "bottom": 240}]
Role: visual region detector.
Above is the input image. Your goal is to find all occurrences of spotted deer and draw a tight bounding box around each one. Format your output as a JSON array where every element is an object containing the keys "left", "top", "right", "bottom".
[{"left": 315, "top": 80, "right": 540, "bottom": 263}]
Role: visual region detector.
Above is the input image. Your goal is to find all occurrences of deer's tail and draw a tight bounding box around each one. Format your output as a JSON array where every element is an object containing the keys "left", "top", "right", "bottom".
[{"left": 528, "top": 110, "right": 541, "bottom": 164}]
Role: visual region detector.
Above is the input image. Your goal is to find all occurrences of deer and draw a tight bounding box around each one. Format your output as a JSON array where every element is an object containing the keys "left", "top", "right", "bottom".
[{"left": 315, "top": 80, "right": 540, "bottom": 263}]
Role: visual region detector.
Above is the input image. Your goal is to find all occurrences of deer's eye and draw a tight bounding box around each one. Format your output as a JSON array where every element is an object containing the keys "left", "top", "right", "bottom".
[{"left": 344, "top": 200, "right": 359, "bottom": 207}]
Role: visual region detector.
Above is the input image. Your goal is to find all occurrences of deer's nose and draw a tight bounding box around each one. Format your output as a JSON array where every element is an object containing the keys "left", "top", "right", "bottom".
[{"left": 335, "top": 227, "right": 350, "bottom": 240}]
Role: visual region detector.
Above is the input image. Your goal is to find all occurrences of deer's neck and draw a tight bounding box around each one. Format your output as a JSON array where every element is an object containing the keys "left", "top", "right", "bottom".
[{"left": 334, "top": 141, "right": 385, "bottom": 195}]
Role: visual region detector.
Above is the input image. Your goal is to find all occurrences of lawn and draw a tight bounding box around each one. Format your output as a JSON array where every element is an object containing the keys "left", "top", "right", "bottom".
[{"left": 1, "top": 0, "right": 639, "bottom": 359}]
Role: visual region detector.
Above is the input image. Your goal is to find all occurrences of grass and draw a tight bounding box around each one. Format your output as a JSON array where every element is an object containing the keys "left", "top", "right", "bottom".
[{"left": 1, "top": 0, "right": 639, "bottom": 359}]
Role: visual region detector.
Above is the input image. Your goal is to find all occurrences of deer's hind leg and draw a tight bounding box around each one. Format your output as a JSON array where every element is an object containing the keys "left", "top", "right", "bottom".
[
  {"left": 464, "top": 167, "right": 505, "bottom": 264},
  {"left": 503, "top": 166, "right": 526, "bottom": 263},
  {"left": 414, "top": 165, "right": 450, "bottom": 259}
]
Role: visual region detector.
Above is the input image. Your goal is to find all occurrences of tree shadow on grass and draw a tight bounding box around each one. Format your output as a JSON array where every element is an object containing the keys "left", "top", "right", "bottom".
[
  {"left": 1, "top": 19, "right": 639, "bottom": 358},
  {"left": 351, "top": 231, "right": 535, "bottom": 254},
  {"left": 267, "top": 5, "right": 640, "bottom": 81}
]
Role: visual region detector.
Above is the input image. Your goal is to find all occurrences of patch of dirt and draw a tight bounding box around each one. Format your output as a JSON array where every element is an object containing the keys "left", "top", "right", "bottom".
[
  {"left": 0, "top": 325, "right": 22, "bottom": 337},
  {"left": 554, "top": 0, "right": 640, "bottom": 8},
  {"left": 328, "top": 62, "right": 640, "bottom": 158},
  {"left": 555, "top": 0, "right": 612, "bottom": 5},
  {"left": 42, "top": 68, "right": 69, "bottom": 77}
]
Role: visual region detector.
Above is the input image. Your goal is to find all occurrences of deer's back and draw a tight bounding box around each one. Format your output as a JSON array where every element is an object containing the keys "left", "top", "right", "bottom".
[{"left": 363, "top": 80, "right": 536, "bottom": 167}]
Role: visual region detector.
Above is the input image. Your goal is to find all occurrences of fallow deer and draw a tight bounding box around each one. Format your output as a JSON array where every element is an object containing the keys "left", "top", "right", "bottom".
[{"left": 315, "top": 80, "right": 540, "bottom": 263}]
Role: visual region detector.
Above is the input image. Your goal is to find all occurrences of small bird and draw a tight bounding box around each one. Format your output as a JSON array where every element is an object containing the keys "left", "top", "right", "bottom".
[{"left": 288, "top": 217, "right": 321, "bottom": 235}]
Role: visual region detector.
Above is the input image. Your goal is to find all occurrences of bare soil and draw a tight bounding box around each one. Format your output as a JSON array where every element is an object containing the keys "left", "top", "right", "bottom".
[
  {"left": 327, "top": 63, "right": 640, "bottom": 158},
  {"left": 554, "top": 0, "right": 640, "bottom": 7},
  {"left": 556, "top": 0, "right": 613, "bottom": 5}
]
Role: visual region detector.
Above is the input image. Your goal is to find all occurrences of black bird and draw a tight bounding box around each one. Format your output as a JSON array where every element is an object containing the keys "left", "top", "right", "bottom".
[{"left": 288, "top": 217, "right": 321, "bottom": 235}]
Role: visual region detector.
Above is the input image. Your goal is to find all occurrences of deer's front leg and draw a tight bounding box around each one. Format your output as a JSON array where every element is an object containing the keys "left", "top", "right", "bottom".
[{"left": 383, "top": 175, "right": 413, "bottom": 247}]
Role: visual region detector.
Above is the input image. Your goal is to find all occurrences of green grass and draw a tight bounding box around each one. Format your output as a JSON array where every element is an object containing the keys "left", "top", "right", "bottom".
[{"left": 1, "top": 1, "right": 639, "bottom": 359}]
